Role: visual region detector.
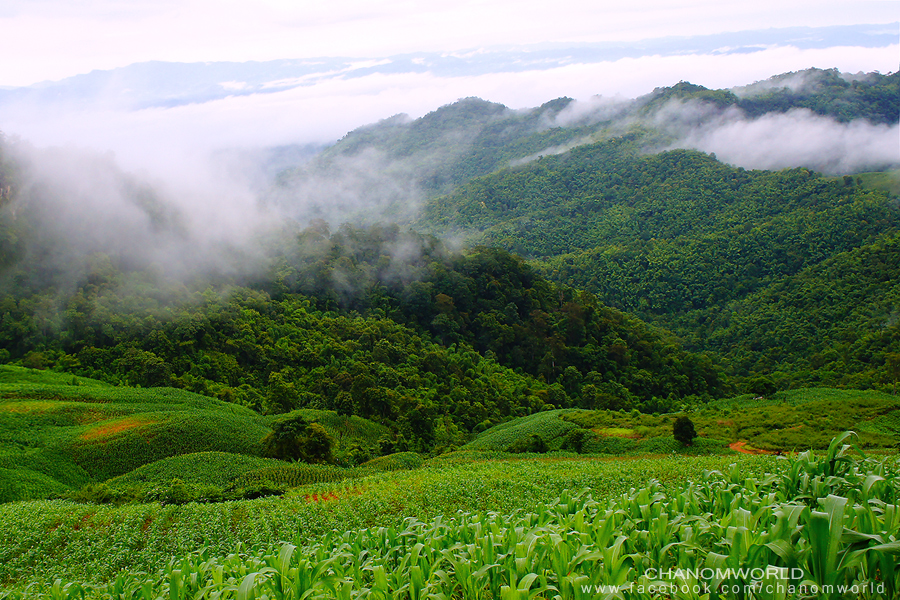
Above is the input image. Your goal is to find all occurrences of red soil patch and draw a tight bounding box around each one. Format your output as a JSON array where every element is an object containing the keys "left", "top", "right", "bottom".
[
  {"left": 80, "top": 416, "right": 154, "bottom": 441},
  {"left": 729, "top": 441, "right": 772, "bottom": 455},
  {"left": 72, "top": 512, "right": 95, "bottom": 531},
  {"left": 304, "top": 487, "right": 363, "bottom": 503}
]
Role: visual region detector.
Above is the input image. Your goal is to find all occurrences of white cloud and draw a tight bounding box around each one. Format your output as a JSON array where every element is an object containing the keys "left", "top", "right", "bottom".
[
  {"left": 0, "top": 0, "right": 897, "bottom": 86},
  {"left": 3, "top": 43, "right": 895, "bottom": 180},
  {"left": 674, "top": 108, "right": 900, "bottom": 173}
]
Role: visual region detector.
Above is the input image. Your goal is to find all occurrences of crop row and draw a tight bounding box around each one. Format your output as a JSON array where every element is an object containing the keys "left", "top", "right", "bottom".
[{"left": 4, "top": 433, "right": 898, "bottom": 599}]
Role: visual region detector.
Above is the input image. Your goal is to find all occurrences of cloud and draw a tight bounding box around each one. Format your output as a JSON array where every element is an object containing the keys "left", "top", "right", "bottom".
[
  {"left": 0, "top": 44, "right": 894, "bottom": 272},
  {"left": 3, "top": 43, "right": 896, "bottom": 168},
  {"left": 0, "top": 0, "right": 897, "bottom": 86},
  {"left": 672, "top": 106, "right": 900, "bottom": 173},
  {"left": 0, "top": 35, "right": 895, "bottom": 300}
]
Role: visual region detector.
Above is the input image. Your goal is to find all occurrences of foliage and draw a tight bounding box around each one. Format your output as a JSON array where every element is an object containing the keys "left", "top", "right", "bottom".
[
  {"left": 358, "top": 452, "right": 424, "bottom": 472},
  {"left": 733, "top": 68, "right": 900, "bottom": 124},
  {"left": 701, "top": 235, "right": 900, "bottom": 389},
  {"left": 263, "top": 414, "right": 334, "bottom": 464},
  {"left": 420, "top": 134, "right": 900, "bottom": 389},
  {"left": 672, "top": 415, "right": 697, "bottom": 446},
  {"left": 2, "top": 435, "right": 899, "bottom": 599}
]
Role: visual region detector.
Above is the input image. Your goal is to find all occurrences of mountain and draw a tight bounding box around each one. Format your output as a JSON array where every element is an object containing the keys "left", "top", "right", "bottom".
[
  {"left": 271, "top": 68, "right": 899, "bottom": 221},
  {"left": 1, "top": 24, "right": 893, "bottom": 110},
  {"left": 0, "top": 66, "right": 897, "bottom": 456}
]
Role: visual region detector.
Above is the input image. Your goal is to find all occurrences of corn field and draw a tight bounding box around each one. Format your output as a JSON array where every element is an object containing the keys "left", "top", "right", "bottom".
[{"left": 3, "top": 433, "right": 898, "bottom": 599}]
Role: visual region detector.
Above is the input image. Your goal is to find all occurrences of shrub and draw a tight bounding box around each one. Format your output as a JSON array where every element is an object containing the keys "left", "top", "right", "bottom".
[
  {"left": 673, "top": 416, "right": 697, "bottom": 446},
  {"left": 143, "top": 478, "right": 225, "bottom": 504},
  {"left": 561, "top": 428, "right": 593, "bottom": 453},
  {"left": 507, "top": 434, "right": 548, "bottom": 453},
  {"left": 60, "top": 483, "right": 143, "bottom": 506},
  {"left": 262, "top": 415, "right": 334, "bottom": 463}
]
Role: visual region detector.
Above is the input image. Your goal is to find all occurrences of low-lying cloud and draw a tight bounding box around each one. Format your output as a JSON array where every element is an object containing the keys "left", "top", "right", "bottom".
[
  {"left": 0, "top": 43, "right": 896, "bottom": 296},
  {"left": 672, "top": 106, "right": 899, "bottom": 173},
  {"left": 2, "top": 43, "right": 895, "bottom": 174}
]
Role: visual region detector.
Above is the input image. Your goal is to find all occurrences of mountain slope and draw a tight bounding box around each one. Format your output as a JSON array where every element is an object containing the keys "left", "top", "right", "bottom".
[{"left": 416, "top": 134, "right": 900, "bottom": 388}]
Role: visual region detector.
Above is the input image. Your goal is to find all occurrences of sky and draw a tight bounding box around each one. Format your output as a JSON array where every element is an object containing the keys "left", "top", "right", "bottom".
[
  {"left": 0, "top": 0, "right": 896, "bottom": 175},
  {"left": 0, "top": 0, "right": 897, "bottom": 87},
  {"left": 0, "top": 0, "right": 896, "bottom": 284}
]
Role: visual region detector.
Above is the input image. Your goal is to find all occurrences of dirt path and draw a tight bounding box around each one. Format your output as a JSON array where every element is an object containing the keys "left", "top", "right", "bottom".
[{"left": 729, "top": 440, "right": 771, "bottom": 455}]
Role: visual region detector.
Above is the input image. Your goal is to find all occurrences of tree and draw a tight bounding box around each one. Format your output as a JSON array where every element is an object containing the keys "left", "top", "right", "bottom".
[
  {"left": 507, "top": 434, "right": 548, "bottom": 453},
  {"left": 561, "top": 428, "right": 592, "bottom": 453},
  {"left": 673, "top": 416, "right": 697, "bottom": 446},
  {"left": 263, "top": 414, "right": 334, "bottom": 463},
  {"left": 265, "top": 369, "right": 296, "bottom": 415},
  {"left": 886, "top": 353, "right": 900, "bottom": 395}
]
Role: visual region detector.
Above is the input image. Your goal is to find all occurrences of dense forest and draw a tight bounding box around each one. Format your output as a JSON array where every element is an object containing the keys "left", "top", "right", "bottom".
[
  {"left": 418, "top": 136, "right": 900, "bottom": 388},
  {"left": 0, "top": 216, "right": 723, "bottom": 452},
  {"left": 275, "top": 68, "right": 899, "bottom": 205},
  {"left": 0, "top": 67, "right": 897, "bottom": 454}
]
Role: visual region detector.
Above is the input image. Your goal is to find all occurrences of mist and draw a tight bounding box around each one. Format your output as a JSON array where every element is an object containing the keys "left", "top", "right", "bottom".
[
  {"left": 669, "top": 104, "right": 900, "bottom": 174},
  {"left": 0, "top": 138, "right": 286, "bottom": 295},
  {"left": 535, "top": 80, "right": 900, "bottom": 175},
  {"left": 0, "top": 53, "right": 896, "bottom": 301}
]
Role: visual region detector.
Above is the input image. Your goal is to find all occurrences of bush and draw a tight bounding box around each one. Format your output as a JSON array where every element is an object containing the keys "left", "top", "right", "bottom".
[
  {"left": 61, "top": 483, "right": 143, "bottom": 506},
  {"left": 561, "top": 428, "right": 593, "bottom": 453},
  {"left": 673, "top": 416, "right": 697, "bottom": 446},
  {"left": 143, "top": 478, "right": 229, "bottom": 504},
  {"left": 507, "top": 434, "right": 548, "bottom": 453},
  {"left": 262, "top": 415, "right": 334, "bottom": 463}
]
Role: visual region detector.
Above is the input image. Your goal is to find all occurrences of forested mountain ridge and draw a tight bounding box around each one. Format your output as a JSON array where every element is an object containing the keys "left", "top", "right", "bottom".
[
  {"left": 423, "top": 142, "right": 897, "bottom": 304},
  {"left": 0, "top": 219, "right": 723, "bottom": 442},
  {"left": 640, "top": 69, "right": 899, "bottom": 124},
  {"left": 702, "top": 234, "right": 900, "bottom": 389},
  {"left": 273, "top": 68, "right": 898, "bottom": 213},
  {"left": 0, "top": 66, "right": 896, "bottom": 457},
  {"left": 415, "top": 133, "right": 899, "bottom": 385}
]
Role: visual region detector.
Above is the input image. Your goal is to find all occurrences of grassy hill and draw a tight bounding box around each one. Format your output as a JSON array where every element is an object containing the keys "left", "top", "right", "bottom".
[
  {"left": 0, "top": 366, "right": 271, "bottom": 501},
  {"left": 0, "top": 366, "right": 401, "bottom": 503},
  {"left": 464, "top": 388, "right": 900, "bottom": 456}
]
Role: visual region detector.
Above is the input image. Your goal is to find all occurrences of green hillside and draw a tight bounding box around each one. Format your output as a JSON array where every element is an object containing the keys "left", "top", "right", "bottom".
[
  {"left": 0, "top": 67, "right": 897, "bottom": 598},
  {"left": 465, "top": 388, "right": 900, "bottom": 455},
  {"left": 0, "top": 366, "right": 410, "bottom": 503},
  {"left": 0, "top": 366, "right": 271, "bottom": 501},
  {"left": 855, "top": 169, "right": 900, "bottom": 195},
  {"left": 418, "top": 138, "right": 900, "bottom": 388},
  {"left": 700, "top": 235, "right": 900, "bottom": 386}
]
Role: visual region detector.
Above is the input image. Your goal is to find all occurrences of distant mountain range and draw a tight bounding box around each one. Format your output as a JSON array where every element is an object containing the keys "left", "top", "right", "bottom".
[{"left": 0, "top": 23, "right": 895, "bottom": 110}]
